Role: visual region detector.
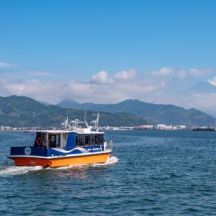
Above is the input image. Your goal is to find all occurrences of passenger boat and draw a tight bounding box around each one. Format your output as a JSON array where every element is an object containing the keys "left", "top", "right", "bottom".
[{"left": 9, "top": 114, "right": 112, "bottom": 168}]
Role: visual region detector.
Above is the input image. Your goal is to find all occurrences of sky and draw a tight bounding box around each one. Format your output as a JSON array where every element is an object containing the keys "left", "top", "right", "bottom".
[{"left": 1, "top": 0, "right": 216, "bottom": 115}]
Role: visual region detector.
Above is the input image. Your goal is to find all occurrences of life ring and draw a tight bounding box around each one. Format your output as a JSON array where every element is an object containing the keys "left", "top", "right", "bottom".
[
  {"left": 36, "top": 137, "right": 42, "bottom": 146},
  {"left": 24, "top": 147, "right": 31, "bottom": 155}
]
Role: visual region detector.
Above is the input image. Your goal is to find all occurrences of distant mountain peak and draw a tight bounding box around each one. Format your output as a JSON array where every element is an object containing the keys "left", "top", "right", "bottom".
[
  {"left": 57, "top": 99, "right": 80, "bottom": 108},
  {"left": 184, "top": 81, "right": 216, "bottom": 94}
]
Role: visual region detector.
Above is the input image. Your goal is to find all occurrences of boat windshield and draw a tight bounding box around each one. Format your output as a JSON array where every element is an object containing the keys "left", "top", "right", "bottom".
[{"left": 34, "top": 132, "right": 62, "bottom": 148}]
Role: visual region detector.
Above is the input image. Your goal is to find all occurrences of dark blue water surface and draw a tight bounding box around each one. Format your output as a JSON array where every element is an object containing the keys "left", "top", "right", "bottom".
[{"left": 1, "top": 130, "right": 216, "bottom": 215}]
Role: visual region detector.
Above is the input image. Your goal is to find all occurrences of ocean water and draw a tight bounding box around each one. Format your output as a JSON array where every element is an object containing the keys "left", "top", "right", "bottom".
[{"left": 1, "top": 130, "right": 216, "bottom": 215}]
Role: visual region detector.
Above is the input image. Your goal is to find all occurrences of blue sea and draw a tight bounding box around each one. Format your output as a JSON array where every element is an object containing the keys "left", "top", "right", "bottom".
[{"left": 1, "top": 130, "right": 216, "bottom": 215}]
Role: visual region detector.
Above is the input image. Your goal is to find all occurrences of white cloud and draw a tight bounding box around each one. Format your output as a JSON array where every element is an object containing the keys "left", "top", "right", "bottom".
[
  {"left": 173, "top": 92, "right": 216, "bottom": 116},
  {"left": 90, "top": 71, "right": 113, "bottom": 84},
  {"left": 1, "top": 66, "right": 216, "bottom": 116},
  {"left": 177, "top": 69, "right": 187, "bottom": 79},
  {"left": 114, "top": 69, "right": 137, "bottom": 80},
  {"left": 153, "top": 67, "right": 173, "bottom": 76},
  {"left": 152, "top": 68, "right": 212, "bottom": 81},
  {"left": 0, "top": 69, "right": 161, "bottom": 104},
  {"left": 208, "top": 77, "right": 216, "bottom": 86},
  {"left": 0, "top": 79, "right": 64, "bottom": 103},
  {"left": 0, "top": 62, "right": 14, "bottom": 68},
  {"left": 91, "top": 69, "right": 137, "bottom": 84},
  {"left": 189, "top": 68, "right": 211, "bottom": 77}
]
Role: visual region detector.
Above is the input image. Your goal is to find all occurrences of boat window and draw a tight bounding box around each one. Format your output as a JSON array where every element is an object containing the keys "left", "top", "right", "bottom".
[
  {"left": 95, "top": 135, "right": 99, "bottom": 144},
  {"left": 34, "top": 133, "right": 47, "bottom": 148},
  {"left": 61, "top": 133, "right": 67, "bottom": 148},
  {"left": 90, "top": 135, "right": 95, "bottom": 145},
  {"left": 34, "top": 133, "right": 41, "bottom": 147},
  {"left": 85, "top": 135, "right": 90, "bottom": 145},
  {"left": 94, "top": 135, "right": 104, "bottom": 145},
  {"left": 49, "top": 134, "right": 61, "bottom": 148},
  {"left": 41, "top": 133, "right": 48, "bottom": 147},
  {"left": 75, "top": 135, "right": 78, "bottom": 146},
  {"left": 75, "top": 134, "right": 104, "bottom": 146},
  {"left": 76, "top": 134, "right": 91, "bottom": 146},
  {"left": 75, "top": 134, "right": 85, "bottom": 146},
  {"left": 98, "top": 135, "right": 105, "bottom": 144},
  {"left": 79, "top": 135, "right": 85, "bottom": 146}
]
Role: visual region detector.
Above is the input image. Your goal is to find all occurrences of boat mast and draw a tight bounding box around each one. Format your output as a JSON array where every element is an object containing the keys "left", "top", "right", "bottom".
[
  {"left": 91, "top": 113, "right": 100, "bottom": 131},
  {"left": 61, "top": 117, "right": 69, "bottom": 129},
  {"left": 84, "top": 110, "right": 89, "bottom": 128}
]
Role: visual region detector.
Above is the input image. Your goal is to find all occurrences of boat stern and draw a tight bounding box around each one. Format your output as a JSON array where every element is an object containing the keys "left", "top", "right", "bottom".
[{"left": 9, "top": 146, "right": 51, "bottom": 167}]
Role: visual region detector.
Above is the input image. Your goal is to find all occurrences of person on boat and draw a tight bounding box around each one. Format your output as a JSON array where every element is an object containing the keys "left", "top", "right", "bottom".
[
  {"left": 95, "top": 135, "right": 99, "bottom": 144},
  {"left": 35, "top": 136, "right": 42, "bottom": 147},
  {"left": 85, "top": 135, "right": 90, "bottom": 145},
  {"left": 49, "top": 135, "right": 56, "bottom": 148}
]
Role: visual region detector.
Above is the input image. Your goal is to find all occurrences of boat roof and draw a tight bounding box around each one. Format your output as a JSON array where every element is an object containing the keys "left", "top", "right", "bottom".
[{"left": 36, "top": 128, "right": 104, "bottom": 134}]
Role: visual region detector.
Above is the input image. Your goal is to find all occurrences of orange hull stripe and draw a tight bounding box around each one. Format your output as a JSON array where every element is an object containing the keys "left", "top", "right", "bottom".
[{"left": 11, "top": 153, "right": 111, "bottom": 167}]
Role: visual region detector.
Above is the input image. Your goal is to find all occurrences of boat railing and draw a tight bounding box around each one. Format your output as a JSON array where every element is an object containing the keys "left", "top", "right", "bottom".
[{"left": 61, "top": 113, "right": 100, "bottom": 132}]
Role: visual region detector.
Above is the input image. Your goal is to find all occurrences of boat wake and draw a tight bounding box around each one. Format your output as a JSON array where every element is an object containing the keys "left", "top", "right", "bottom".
[
  {"left": 0, "top": 166, "right": 43, "bottom": 177},
  {"left": 91, "top": 156, "right": 119, "bottom": 167}
]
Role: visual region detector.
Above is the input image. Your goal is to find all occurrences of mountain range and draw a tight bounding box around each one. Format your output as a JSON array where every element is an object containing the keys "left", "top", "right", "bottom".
[
  {"left": 0, "top": 95, "right": 215, "bottom": 127},
  {"left": 0, "top": 96, "right": 146, "bottom": 127},
  {"left": 58, "top": 99, "right": 216, "bottom": 126}
]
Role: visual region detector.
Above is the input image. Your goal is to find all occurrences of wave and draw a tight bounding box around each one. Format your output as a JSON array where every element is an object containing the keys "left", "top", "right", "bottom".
[
  {"left": 0, "top": 166, "right": 43, "bottom": 176},
  {"left": 91, "top": 156, "right": 119, "bottom": 167}
]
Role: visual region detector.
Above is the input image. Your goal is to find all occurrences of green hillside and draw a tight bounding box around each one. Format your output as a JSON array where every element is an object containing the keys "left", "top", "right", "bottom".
[{"left": 0, "top": 96, "right": 147, "bottom": 127}]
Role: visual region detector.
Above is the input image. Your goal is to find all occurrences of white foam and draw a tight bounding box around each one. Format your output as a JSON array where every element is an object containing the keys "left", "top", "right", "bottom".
[
  {"left": 91, "top": 156, "right": 119, "bottom": 167},
  {"left": 56, "top": 164, "right": 88, "bottom": 170},
  {"left": 0, "top": 166, "right": 43, "bottom": 176}
]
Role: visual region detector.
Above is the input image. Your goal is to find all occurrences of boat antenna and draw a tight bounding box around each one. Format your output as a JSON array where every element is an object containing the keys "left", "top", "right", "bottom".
[
  {"left": 84, "top": 110, "right": 89, "bottom": 128},
  {"left": 70, "top": 119, "right": 83, "bottom": 128},
  {"left": 91, "top": 112, "right": 100, "bottom": 131},
  {"left": 61, "top": 116, "right": 69, "bottom": 129}
]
